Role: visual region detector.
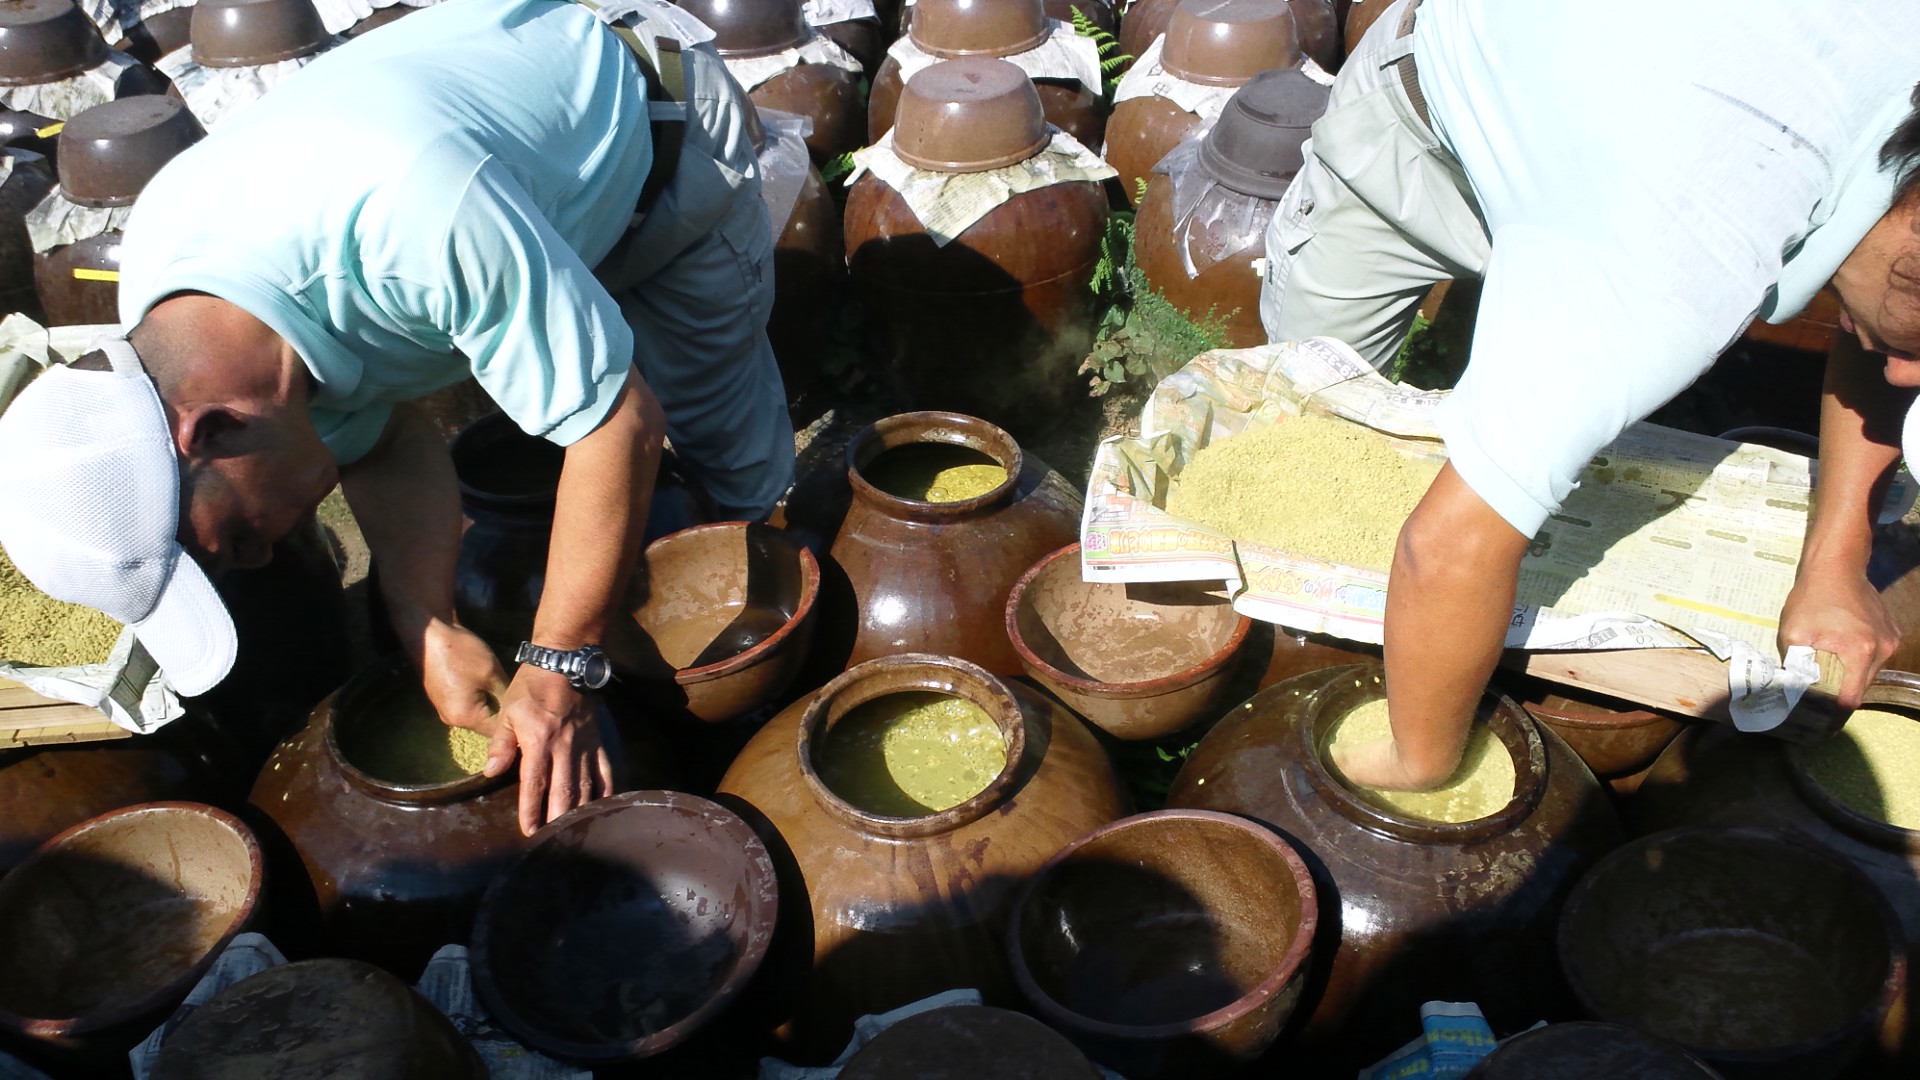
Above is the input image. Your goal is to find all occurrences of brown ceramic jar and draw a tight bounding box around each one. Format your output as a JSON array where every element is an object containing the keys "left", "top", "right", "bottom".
[
  {"left": 714, "top": 653, "right": 1128, "bottom": 1053},
  {"left": 0, "top": 0, "right": 108, "bottom": 89},
  {"left": 1463, "top": 1022, "right": 1723, "bottom": 1079},
  {"left": 247, "top": 661, "right": 538, "bottom": 978},
  {"left": 1105, "top": 0, "right": 1301, "bottom": 206},
  {"left": 840, "top": 1005, "right": 1104, "bottom": 1078},
  {"left": 896, "top": 0, "right": 1118, "bottom": 59},
  {"left": 869, "top": 0, "right": 1106, "bottom": 150},
  {"left": 1631, "top": 693, "right": 1920, "bottom": 1076},
  {"left": 768, "top": 159, "right": 845, "bottom": 403},
  {"left": 1342, "top": 0, "right": 1390, "bottom": 54},
  {"left": 1166, "top": 663, "right": 1625, "bottom": 1073},
  {"left": 782, "top": 410, "right": 1083, "bottom": 676},
  {"left": 1121, "top": 0, "right": 1335, "bottom": 74},
  {"left": 32, "top": 229, "right": 118, "bottom": 324},
  {"left": 1518, "top": 683, "right": 1687, "bottom": 796},
  {"left": 1133, "top": 66, "right": 1324, "bottom": 347},
  {"left": 816, "top": 14, "right": 884, "bottom": 80},
  {"left": 110, "top": 6, "right": 195, "bottom": 62},
  {"left": 847, "top": 60, "right": 1109, "bottom": 434},
  {"left": 0, "top": 149, "right": 52, "bottom": 320},
  {"left": 679, "top": 0, "right": 867, "bottom": 167}
]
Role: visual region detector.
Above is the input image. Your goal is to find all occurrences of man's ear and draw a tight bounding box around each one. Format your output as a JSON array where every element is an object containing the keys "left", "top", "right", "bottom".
[{"left": 176, "top": 405, "right": 250, "bottom": 460}]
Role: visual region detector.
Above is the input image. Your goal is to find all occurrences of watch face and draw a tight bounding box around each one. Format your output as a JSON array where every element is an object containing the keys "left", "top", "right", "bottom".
[{"left": 580, "top": 653, "right": 613, "bottom": 689}]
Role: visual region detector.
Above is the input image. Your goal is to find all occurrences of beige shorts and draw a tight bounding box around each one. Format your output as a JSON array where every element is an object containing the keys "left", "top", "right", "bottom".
[{"left": 1258, "top": 0, "right": 1491, "bottom": 368}]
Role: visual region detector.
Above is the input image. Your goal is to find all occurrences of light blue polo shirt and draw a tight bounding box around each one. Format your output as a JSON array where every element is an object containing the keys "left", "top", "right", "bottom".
[{"left": 117, "top": 0, "right": 653, "bottom": 463}]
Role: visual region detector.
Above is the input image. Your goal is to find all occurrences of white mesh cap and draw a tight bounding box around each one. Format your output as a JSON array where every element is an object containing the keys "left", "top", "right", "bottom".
[
  {"left": 0, "top": 335, "right": 237, "bottom": 695},
  {"left": 1907, "top": 397, "right": 1920, "bottom": 487}
]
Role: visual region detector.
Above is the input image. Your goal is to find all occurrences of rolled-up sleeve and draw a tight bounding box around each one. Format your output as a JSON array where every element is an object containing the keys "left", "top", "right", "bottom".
[{"left": 437, "top": 155, "right": 634, "bottom": 447}]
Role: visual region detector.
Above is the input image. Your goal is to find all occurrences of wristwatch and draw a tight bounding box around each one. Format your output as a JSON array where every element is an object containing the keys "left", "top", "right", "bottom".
[{"left": 514, "top": 642, "right": 614, "bottom": 691}]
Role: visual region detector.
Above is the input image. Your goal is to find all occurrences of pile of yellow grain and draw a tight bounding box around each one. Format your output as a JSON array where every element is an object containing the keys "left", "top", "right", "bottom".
[
  {"left": 1804, "top": 707, "right": 1920, "bottom": 830},
  {"left": 1166, "top": 414, "right": 1442, "bottom": 572},
  {"left": 1323, "top": 698, "right": 1517, "bottom": 822},
  {"left": 0, "top": 547, "right": 120, "bottom": 667}
]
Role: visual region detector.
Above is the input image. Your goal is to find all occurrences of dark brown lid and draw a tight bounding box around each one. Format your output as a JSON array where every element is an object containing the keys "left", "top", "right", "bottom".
[
  {"left": 911, "top": 0, "right": 1049, "bottom": 60},
  {"left": 673, "top": 0, "right": 810, "bottom": 58},
  {"left": 1199, "top": 66, "right": 1328, "bottom": 199},
  {"left": 840, "top": 1006, "right": 1099, "bottom": 1079},
  {"left": 149, "top": 959, "right": 483, "bottom": 1080},
  {"left": 1464, "top": 1022, "right": 1723, "bottom": 1079},
  {"left": 0, "top": 0, "right": 109, "bottom": 87},
  {"left": 56, "top": 95, "right": 204, "bottom": 207},
  {"left": 189, "top": 0, "right": 331, "bottom": 69},
  {"left": 1161, "top": 0, "right": 1300, "bottom": 87},
  {"left": 893, "top": 57, "right": 1049, "bottom": 173}
]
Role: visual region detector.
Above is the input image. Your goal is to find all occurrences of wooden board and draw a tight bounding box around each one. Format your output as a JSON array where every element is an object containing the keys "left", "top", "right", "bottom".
[
  {"left": 1505, "top": 646, "right": 1843, "bottom": 741},
  {"left": 0, "top": 675, "right": 130, "bottom": 748}
]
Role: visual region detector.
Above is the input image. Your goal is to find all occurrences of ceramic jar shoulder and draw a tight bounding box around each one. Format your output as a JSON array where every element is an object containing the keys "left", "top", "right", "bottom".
[{"left": 1131, "top": 173, "right": 1269, "bottom": 347}]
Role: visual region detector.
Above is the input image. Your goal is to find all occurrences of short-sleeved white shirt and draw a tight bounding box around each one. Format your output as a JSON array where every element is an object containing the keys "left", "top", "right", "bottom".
[
  {"left": 1413, "top": 0, "right": 1920, "bottom": 536},
  {"left": 117, "top": 0, "right": 652, "bottom": 464}
]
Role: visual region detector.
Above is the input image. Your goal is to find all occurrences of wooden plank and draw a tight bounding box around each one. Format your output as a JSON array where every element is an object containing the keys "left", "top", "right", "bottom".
[
  {"left": 1505, "top": 647, "right": 1732, "bottom": 721},
  {"left": 1, "top": 705, "right": 129, "bottom": 748},
  {"left": 0, "top": 675, "right": 65, "bottom": 709}
]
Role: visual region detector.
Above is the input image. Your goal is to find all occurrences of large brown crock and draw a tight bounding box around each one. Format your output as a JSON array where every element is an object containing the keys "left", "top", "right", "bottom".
[
  {"left": 0, "top": 0, "right": 108, "bottom": 87},
  {"left": 32, "top": 228, "right": 119, "bottom": 326},
  {"left": 0, "top": 148, "right": 52, "bottom": 319},
  {"left": 109, "top": 6, "right": 194, "bottom": 63},
  {"left": 0, "top": 802, "right": 262, "bottom": 1071},
  {"left": 1166, "top": 663, "right": 1624, "bottom": 1073},
  {"left": 784, "top": 411, "right": 1083, "bottom": 675},
  {"left": 715, "top": 653, "right": 1128, "bottom": 1054},
  {"left": 678, "top": 0, "right": 811, "bottom": 57},
  {"left": 1131, "top": 174, "right": 1266, "bottom": 345},
  {"left": 1519, "top": 684, "right": 1686, "bottom": 782},
  {"left": 1120, "top": 0, "right": 1335, "bottom": 74},
  {"left": 1342, "top": 0, "right": 1389, "bottom": 54},
  {"left": 55, "top": 94, "right": 204, "bottom": 207},
  {"left": 768, "top": 158, "right": 844, "bottom": 402},
  {"left": 750, "top": 61, "right": 867, "bottom": 168}
]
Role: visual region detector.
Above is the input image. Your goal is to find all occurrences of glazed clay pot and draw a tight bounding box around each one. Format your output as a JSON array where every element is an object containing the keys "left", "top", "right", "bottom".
[
  {"left": 840, "top": 1005, "right": 1103, "bottom": 1079},
  {"left": 1166, "top": 663, "right": 1625, "bottom": 1072},
  {"left": 848, "top": 63, "right": 1108, "bottom": 434},
  {"left": 817, "top": 15, "right": 883, "bottom": 79},
  {"left": 0, "top": 150, "right": 52, "bottom": 320},
  {"left": 0, "top": 803, "right": 261, "bottom": 1072},
  {"left": 715, "top": 653, "right": 1128, "bottom": 1051},
  {"left": 149, "top": 959, "right": 485, "bottom": 1079},
  {"left": 1105, "top": 0, "right": 1302, "bottom": 206},
  {"left": 0, "top": 0, "right": 108, "bottom": 88},
  {"left": 1009, "top": 810, "right": 1317, "bottom": 1077},
  {"left": 56, "top": 93, "right": 206, "bottom": 205},
  {"left": 1559, "top": 826, "right": 1904, "bottom": 1080},
  {"left": 247, "top": 661, "right": 578, "bottom": 978},
  {"left": 33, "top": 229, "right": 119, "bottom": 325},
  {"left": 868, "top": 0, "right": 1106, "bottom": 150},
  {"left": 1120, "top": 0, "right": 1336, "bottom": 74},
  {"left": 679, "top": 0, "right": 866, "bottom": 166},
  {"left": 768, "top": 159, "right": 845, "bottom": 403},
  {"left": 1519, "top": 686, "right": 1686, "bottom": 782},
  {"left": 785, "top": 410, "right": 1083, "bottom": 676},
  {"left": 1631, "top": 699, "right": 1920, "bottom": 1075},
  {"left": 1132, "top": 175, "right": 1269, "bottom": 344},
  {"left": 1342, "top": 0, "right": 1390, "bottom": 54},
  {"left": 189, "top": 0, "right": 331, "bottom": 68},
  {"left": 111, "top": 6, "right": 197, "bottom": 62},
  {"left": 1463, "top": 1022, "right": 1722, "bottom": 1079}
]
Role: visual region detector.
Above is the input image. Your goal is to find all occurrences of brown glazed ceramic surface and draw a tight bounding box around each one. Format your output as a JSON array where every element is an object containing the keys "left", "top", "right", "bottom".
[
  {"left": 190, "top": 0, "right": 330, "bottom": 67},
  {"left": 623, "top": 521, "right": 820, "bottom": 724},
  {"left": 56, "top": 94, "right": 205, "bottom": 207},
  {"left": 1342, "top": 0, "right": 1389, "bottom": 54},
  {"left": 840, "top": 1005, "right": 1102, "bottom": 1079},
  {"left": 880, "top": 55, "right": 1050, "bottom": 172},
  {"left": 1131, "top": 172, "right": 1267, "bottom": 347},
  {"left": 1166, "top": 663, "right": 1624, "bottom": 1072},
  {"left": 149, "top": 959, "right": 485, "bottom": 1080},
  {"left": 869, "top": 55, "right": 1106, "bottom": 158},
  {"left": 818, "top": 16, "right": 882, "bottom": 77},
  {"left": 1200, "top": 64, "right": 1327, "bottom": 199},
  {"left": 845, "top": 172, "right": 1107, "bottom": 433},
  {"left": 1007, "top": 542, "right": 1251, "bottom": 740},
  {"left": 110, "top": 5, "right": 194, "bottom": 62},
  {"left": 786, "top": 411, "right": 1084, "bottom": 675},
  {"left": 768, "top": 159, "right": 844, "bottom": 401},
  {"left": 32, "top": 228, "right": 120, "bottom": 326},
  {"left": 715, "top": 654, "right": 1127, "bottom": 1051},
  {"left": 247, "top": 661, "right": 536, "bottom": 978},
  {"left": 1559, "top": 826, "right": 1903, "bottom": 1080},
  {"left": 0, "top": 0, "right": 108, "bottom": 86},
  {"left": 1631, "top": 696, "right": 1920, "bottom": 1075},
  {"left": 1160, "top": 0, "right": 1299, "bottom": 86},
  {"left": 0, "top": 803, "right": 261, "bottom": 1066},
  {"left": 1519, "top": 686, "right": 1686, "bottom": 780},
  {"left": 470, "top": 791, "right": 780, "bottom": 1064},
  {"left": 911, "top": 0, "right": 1050, "bottom": 58},
  {"left": 0, "top": 149, "right": 52, "bottom": 319},
  {"left": 750, "top": 61, "right": 866, "bottom": 167},
  {"left": 1463, "top": 1021, "right": 1723, "bottom": 1079},
  {"left": 1120, "top": 0, "right": 1335, "bottom": 75},
  {"left": 342, "top": 2, "right": 413, "bottom": 38},
  {"left": 1104, "top": 93, "right": 1201, "bottom": 207},
  {"left": 677, "top": 0, "right": 811, "bottom": 57},
  {"left": 1009, "top": 809, "right": 1315, "bottom": 1077}
]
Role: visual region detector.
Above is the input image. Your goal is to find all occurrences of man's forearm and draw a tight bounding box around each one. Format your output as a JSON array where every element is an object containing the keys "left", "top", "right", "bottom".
[
  {"left": 1382, "top": 464, "right": 1531, "bottom": 787},
  {"left": 339, "top": 403, "right": 465, "bottom": 661},
  {"left": 530, "top": 369, "right": 664, "bottom": 651},
  {"left": 1804, "top": 334, "right": 1909, "bottom": 570}
]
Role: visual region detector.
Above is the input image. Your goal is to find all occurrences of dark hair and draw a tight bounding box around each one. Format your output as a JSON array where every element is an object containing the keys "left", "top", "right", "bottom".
[{"left": 1880, "top": 82, "right": 1920, "bottom": 207}]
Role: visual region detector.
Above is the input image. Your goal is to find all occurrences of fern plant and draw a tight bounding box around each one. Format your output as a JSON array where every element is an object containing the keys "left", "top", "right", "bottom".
[
  {"left": 1068, "top": 7, "right": 1131, "bottom": 100},
  {"left": 1077, "top": 209, "right": 1236, "bottom": 398}
]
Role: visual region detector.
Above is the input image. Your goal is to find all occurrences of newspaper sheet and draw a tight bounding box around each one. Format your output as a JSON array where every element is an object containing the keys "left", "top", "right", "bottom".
[{"left": 1082, "top": 340, "right": 1893, "bottom": 721}]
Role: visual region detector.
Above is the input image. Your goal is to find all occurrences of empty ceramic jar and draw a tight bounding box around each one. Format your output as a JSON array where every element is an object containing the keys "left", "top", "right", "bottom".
[
  {"left": 1104, "top": 0, "right": 1300, "bottom": 206},
  {"left": 715, "top": 653, "right": 1128, "bottom": 1052},
  {"left": 29, "top": 94, "right": 203, "bottom": 324},
  {"left": 1120, "top": 0, "right": 1335, "bottom": 75},
  {"left": 1166, "top": 664, "right": 1625, "bottom": 1073},
  {"left": 869, "top": 0, "right": 1106, "bottom": 149},
  {"left": 846, "top": 59, "right": 1110, "bottom": 433},
  {"left": 680, "top": 0, "right": 868, "bottom": 167},
  {"left": 1133, "top": 67, "right": 1326, "bottom": 347}
]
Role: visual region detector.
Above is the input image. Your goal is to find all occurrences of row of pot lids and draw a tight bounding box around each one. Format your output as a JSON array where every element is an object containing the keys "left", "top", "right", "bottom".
[{"left": 0, "top": 0, "right": 334, "bottom": 85}]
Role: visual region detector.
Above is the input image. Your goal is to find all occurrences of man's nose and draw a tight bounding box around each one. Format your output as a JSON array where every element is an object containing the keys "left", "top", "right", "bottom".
[{"left": 1885, "top": 354, "right": 1920, "bottom": 388}]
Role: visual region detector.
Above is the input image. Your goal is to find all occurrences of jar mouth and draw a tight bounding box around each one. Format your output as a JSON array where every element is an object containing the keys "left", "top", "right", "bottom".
[
  {"left": 798, "top": 653, "right": 1028, "bottom": 838},
  {"left": 1299, "top": 666, "right": 1545, "bottom": 844},
  {"left": 1784, "top": 674, "right": 1920, "bottom": 856},
  {"left": 324, "top": 661, "right": 511, "bottom": 805},
  {"left": 846, "top": 411, "right": 1023, "bottom": 520},
  {"left": 632, "top": 522, "right": 821, "bottom": 686},
  {"left": 450, "top": 412, "right": 564, "bottom": 511}
]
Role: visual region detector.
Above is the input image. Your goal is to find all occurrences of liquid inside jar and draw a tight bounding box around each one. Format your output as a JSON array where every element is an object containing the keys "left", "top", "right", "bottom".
[
  {"left": 862, "top": 443, "right": 1009, "bottom": 503},
  {"left": 1323, "top": 698, "right": 1516, "bottom": 823},
  {"left": 1804, "top": 706, "right": 1920, "bottom": 830},
  {"left": 816, "top": 691, "right": 1010, "bottom": 816},
  {"left": 339, "top": 682, "right": 493, "bottom": 785}
]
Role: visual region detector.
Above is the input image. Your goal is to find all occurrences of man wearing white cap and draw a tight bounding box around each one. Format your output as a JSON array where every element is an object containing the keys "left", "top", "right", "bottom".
[
  {"left": 0, "top": 0, "right": 792, "bottom": 835},
  {"left": 1259, "top": 0, "right": 1920, "bottom": 790}
]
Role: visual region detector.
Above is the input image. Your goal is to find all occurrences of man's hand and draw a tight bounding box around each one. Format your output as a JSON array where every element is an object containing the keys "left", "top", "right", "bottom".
[
  {"left": 1778, "top": 564, "right": 1900, "bottom": 708},
  {"left": 486, "top": 663, "right": 616, "bottom": 836},
  {"left": 1330, "top": 729, "right": 1453, "bottom": 792},
  {"left": 420, "top": 620, "right": 510, "bottom": 733}
]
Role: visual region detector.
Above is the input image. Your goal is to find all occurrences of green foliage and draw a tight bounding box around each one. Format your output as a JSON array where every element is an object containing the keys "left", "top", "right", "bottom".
[
  {"left": 819, "top": 151, "right": 857, "bottom": 187},
  {"left": 1068, "top": 7, "right": 1131, "bottom": 99},
  {"left": 1077, "top": 209, "right": 1237, "bottom": 398}
]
